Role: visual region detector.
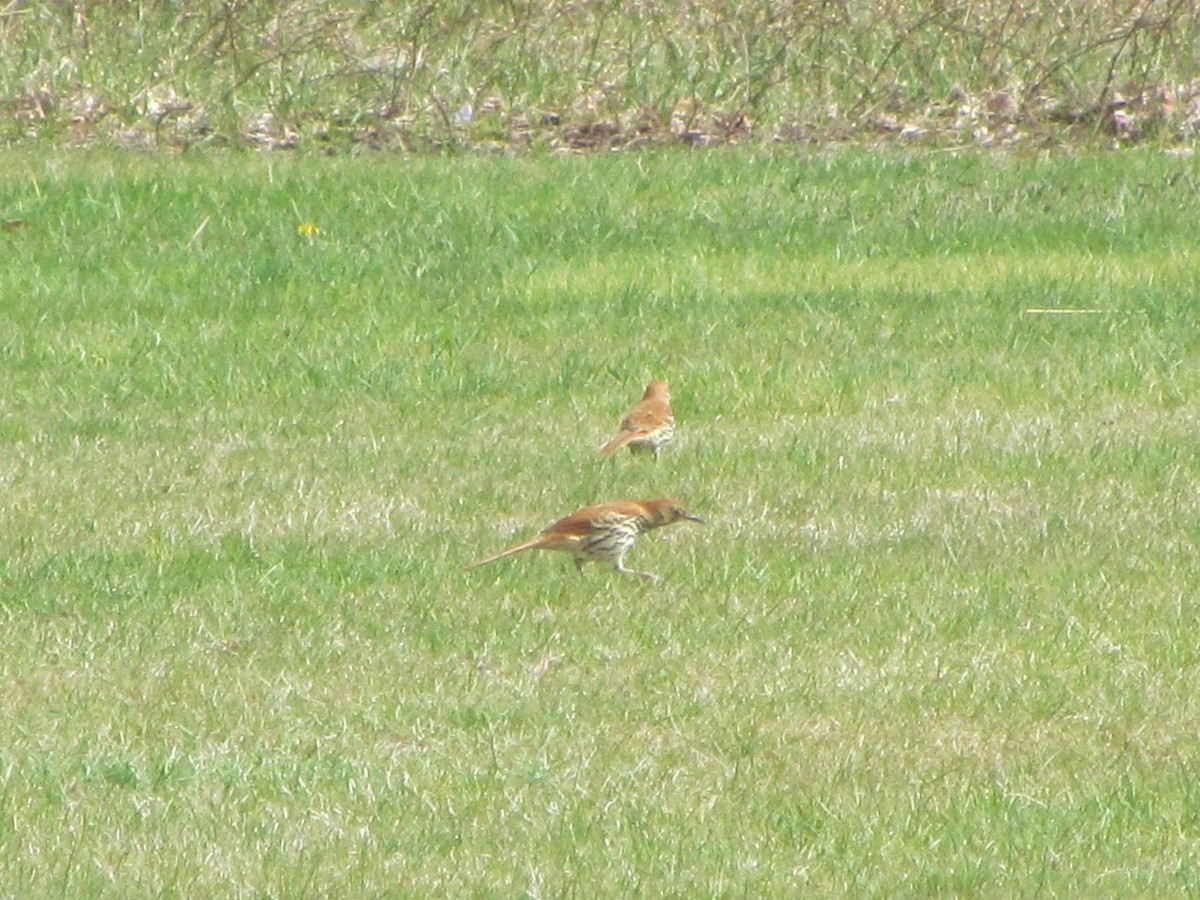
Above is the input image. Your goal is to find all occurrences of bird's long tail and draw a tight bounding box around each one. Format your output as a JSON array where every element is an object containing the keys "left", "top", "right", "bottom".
[
  {"left": 464, "top": 537, "right": 545, "bottom": 570},
  {"left": 596, "top": 430, "right": 641, "bottom": 454}
]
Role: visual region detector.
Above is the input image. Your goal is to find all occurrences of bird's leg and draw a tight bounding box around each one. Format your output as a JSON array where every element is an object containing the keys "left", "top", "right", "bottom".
[
  {"left": 612, "top": 559, "right": 659, "bottom": 581},
  {"left": 574, "top": 557, "right": 586, "bottom": 577}
]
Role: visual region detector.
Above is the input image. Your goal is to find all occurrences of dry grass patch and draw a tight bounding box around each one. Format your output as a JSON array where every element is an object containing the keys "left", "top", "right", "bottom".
[{"left": 3, "top": 1, "right": 1200, "bottom": 151}]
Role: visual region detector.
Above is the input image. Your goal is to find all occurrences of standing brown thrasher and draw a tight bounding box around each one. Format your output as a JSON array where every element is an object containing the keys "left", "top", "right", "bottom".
[
  {"left": 596, "top": 379, "right": 675, "bottom": 458},
  {"left": 464, "top": 497, "right": 704, "bottom": 581}
]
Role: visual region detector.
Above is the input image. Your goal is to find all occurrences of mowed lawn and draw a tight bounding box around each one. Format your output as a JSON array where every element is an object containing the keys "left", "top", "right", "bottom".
[{"left": 2, "top": 147, "right": 1199, "bottom": 895}]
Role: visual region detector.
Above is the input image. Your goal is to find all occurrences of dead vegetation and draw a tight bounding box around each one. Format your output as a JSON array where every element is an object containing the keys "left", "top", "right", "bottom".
[{"left": 2, "top": 0, "right": 1199, "bottom": 152}]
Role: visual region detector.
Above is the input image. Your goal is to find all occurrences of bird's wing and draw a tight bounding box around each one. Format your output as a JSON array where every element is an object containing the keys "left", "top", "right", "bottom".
[
  {"left": 546, "top": 502, "right": 639, "bottom": 536},
  {"left": 621, "top": 400, "right": 672, "bottom": 432}
]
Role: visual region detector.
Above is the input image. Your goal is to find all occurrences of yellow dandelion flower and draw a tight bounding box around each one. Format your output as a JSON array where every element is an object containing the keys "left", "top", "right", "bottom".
[{"left": 297, "top": 222, "right": 321, "bottom": 237}]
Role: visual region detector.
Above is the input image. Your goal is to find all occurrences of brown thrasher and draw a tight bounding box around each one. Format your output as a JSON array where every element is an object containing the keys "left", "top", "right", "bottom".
[
  {"left": 596, "top": 379, "right": 675, "bottom": 458},
  {"left": 465, "top": 497, "right": 704, "bottom": 581}
]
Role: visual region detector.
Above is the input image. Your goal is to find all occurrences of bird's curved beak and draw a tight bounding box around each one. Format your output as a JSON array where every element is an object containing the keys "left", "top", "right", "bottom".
[{"left": 682, "top": 512, "right": 705, "bottom": 524}]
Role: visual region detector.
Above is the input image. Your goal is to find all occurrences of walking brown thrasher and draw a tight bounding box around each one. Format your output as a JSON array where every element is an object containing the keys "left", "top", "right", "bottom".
[{"left": 465, "top": 497, "right": 703, "bottom": 581}]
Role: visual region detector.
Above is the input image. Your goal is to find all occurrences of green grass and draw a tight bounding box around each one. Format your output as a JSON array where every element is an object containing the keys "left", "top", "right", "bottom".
[{"left": 2, "top": 147, "right": 1200, "bottom": 895}]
